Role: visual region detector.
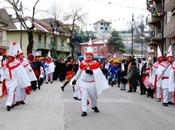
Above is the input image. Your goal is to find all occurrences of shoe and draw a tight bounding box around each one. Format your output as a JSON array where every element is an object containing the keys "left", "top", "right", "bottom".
[
  {"left": 92, "top": 106, "right": 100, "bottom": 113},
  {"left": 128, "top": 90, "right": 132, "bottom": 92},
  {"left": 168, "top": 102, "right": 174, "bottom": 105},
  {"left": 163, "top": 103, "right": 168, "bottom": 107},
  {"left": 156, "top": 99, "right": 161, "bottom": 102},
  {"left": 73, "top": 97, "right": 78, "bottom": 100},
  {"left": 11, "top": 102, "right": 20, "bottom": 108},
  {"left": 20, "top": 101, "right": 25, "bottom": 105},
  {"left": 81, "top": 111, "right": 87, "bottom": 117},
  {"left": 46, "top": 82, "right": 48, "bottom": 84},
  {"left": 51, "top": 81, "right": 53, "bottom": 84},
  {"left": 7, "top": 106, "right": 11, "bottom": 111},
  {"left": 61, "top": 87, "right": 64, "bottom": 91}
]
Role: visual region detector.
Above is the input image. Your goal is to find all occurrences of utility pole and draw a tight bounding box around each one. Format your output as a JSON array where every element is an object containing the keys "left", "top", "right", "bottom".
[
  {"left": 131, "top": 13, "right": 134, "bottom": 55},
  {"left": 19, "top": 1, "right": 23, "bottom": 49},
  {"left": 161, "top": 0, "right": 165, "bottom": 53}
]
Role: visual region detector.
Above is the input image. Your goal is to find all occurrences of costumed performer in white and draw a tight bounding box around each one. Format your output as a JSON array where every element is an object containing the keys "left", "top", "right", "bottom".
[{"left": 70, "top": 38, "right": 109, "bottom": 116}]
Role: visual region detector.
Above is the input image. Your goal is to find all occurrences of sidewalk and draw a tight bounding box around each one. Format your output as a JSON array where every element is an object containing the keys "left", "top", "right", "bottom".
[{"left": 0, "top": 81, "right": 64, "bottom": 130}]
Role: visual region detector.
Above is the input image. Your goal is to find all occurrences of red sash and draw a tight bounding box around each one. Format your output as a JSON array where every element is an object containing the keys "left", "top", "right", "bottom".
[
  {"left": 80, "top": 60, "right": 100, "bottom": 70},
  {"left": 6, "top": 63, "right": 20, "bottom": 79}
]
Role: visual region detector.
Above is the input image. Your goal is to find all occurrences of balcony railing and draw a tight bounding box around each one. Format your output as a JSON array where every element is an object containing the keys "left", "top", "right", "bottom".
[
  {"left": 0, "top": 40, "right": 10, "bottom": 49},
  {"left": 165, "top": 0, "right": 175, "bottom": 11},
  {"left": 147, "top": 15, "right": 161, "bottom": 25},
  {"left": 57, "top": 45, "right": 71, "bottom": 52},
  {"left": 33, "top": 41, "right": 50, "bottom": 50}
]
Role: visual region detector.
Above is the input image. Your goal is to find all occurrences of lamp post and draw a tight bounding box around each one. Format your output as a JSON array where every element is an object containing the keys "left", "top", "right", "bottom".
[
  {"left": 19, "top": 1, "right": 23, "bottom": 49},
  {"left": 131, "top": 13, "right": 134, "bottom": 56},
  {"left": 140, "top": 36, "right": 145, "bottom": 58}
]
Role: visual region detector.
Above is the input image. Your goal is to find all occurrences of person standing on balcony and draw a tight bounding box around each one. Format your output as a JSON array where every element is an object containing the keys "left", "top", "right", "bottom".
[{"left": 70, "top": 38, "right": 109, "bottom": 117}]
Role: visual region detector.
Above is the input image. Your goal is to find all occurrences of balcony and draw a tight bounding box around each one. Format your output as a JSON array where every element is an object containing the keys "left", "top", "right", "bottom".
[
  {"left": 33, "top": 41, "right": 50, "bottom": 50},
  {"left": 153, "top": 0, "right": 161, "bottom": 4},
  {"left": 151, "top": 33, "right": 162, "bottom": 41},
  {"left": 164, "top": 16, "right": 175, "bottom": 38},
  {"left": 0, "top": 40, "right": 10, "bottom": 49},
  {"left": 57, "top": 45, "right": 71, "bottom": 52},
  {"left": 147, "top": 15, "right": 161, "bottom": 25},
  {"left": 165, "top": 0, "right": 175, "bottom": 11}
]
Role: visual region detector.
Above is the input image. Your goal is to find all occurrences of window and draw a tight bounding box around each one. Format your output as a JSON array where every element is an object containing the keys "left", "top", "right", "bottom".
[
  {"left": 0, "top": 31, "right": 2, "bottom": 41},
  {"left": 38, "top": 34, "right": 42, "bottom": 42},
  {"left": 100, "top": 27, "right": 103, "bottom": 30},
  {"left": 105, "top": 27, "right": 108, "bottom": 31},
  {"left": 100, "top": 23, "right": 103, "bottom": 25},
  {"left": 166, "top": 11, "right": 172, "bottom": 24},
  {"left": 93, "top": 47, "right": 97, "bottom": 53},
  {"left": 84, "top": 47, "right": 87, "bottom": 52},
  {"left": 61, "top": 39, "right": 64, "bottom": 46}
]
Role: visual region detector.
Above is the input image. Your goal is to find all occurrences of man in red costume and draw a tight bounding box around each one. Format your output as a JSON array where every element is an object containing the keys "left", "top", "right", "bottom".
[{"left": 70, "top": 39, "right": 109, "bottom": 116}]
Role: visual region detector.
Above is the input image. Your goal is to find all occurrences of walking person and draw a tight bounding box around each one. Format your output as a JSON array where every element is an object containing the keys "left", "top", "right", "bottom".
[
  {"left": 159, "top": 45, "right": 174, "bottom": 106},
  {"left": 153, "top": 46, "right": 164, "bottom": 102},
  {"left": 61, "top": 56, "right": 74, "bottom": 91},
  {"left": 70, "top": 39, "right": 109, "bottom": 116},
  {"left": 2, "top": 42, "right": 30, "bottom": 111}
]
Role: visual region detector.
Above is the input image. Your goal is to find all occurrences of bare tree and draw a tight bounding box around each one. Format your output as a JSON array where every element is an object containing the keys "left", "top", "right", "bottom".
[
  {"left": 6, "top": 0, "right": 40, "bottom": 54},
  {"left": 48, "top": 2, "right": 62, "bottom": 58},
  {"left": 64, "top": 8, "right": 86, "bottom": 58}
]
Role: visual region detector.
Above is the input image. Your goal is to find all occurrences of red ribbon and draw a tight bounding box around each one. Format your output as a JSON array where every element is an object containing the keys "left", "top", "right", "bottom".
[{"left": 6, "top": 63, "right": 20, "bottom": 79}]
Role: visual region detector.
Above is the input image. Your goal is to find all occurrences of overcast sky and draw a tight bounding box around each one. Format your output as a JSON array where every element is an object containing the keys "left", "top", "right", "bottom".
[{"left": 1, "top": 0, "right": 148, "bottom": 31}]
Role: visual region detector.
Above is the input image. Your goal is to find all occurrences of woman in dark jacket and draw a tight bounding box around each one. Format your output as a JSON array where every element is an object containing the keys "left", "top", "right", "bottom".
[{"left": 127, "top": 60, "right": 139, "bottom": 92}]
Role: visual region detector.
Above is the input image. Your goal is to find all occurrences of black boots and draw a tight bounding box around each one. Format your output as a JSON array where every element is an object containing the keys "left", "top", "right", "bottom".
[
  {"left": 81, "top": 111, "right": 87, "bottom": 116},
  {"left": 92, "top": 106, "right": 100, "bottom": 113},
  {"left": 6, "top": 106, "right": 11, "bottom": 111}
]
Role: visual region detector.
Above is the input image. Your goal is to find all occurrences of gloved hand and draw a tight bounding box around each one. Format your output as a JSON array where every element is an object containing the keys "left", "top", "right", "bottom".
[
  {"left": 72, "top": 80, "right": 77, "bottom": 85},
  {"left": 85, "top": 70, "right": 93, "bottom": 75}
]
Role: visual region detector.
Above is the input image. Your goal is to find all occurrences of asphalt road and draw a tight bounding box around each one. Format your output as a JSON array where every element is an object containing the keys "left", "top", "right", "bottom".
[{"left": 1, "top": 81, "right": 175, "bottom": 130}]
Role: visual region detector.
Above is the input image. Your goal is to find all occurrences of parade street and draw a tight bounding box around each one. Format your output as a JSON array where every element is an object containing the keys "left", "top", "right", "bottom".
[{"left": 1, "top": 81, "right": 175, "bottom": 130}]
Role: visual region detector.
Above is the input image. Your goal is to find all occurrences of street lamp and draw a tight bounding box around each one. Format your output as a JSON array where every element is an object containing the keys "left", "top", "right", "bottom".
[
  {"left": 140, "top": 36, "right": 145, "bottom": 58},
  {"left": 131, "top": 13, "right": 134, "bottom": 56},
  {"left": 18, "top": 1, "right": 23, "bottom": 49}
]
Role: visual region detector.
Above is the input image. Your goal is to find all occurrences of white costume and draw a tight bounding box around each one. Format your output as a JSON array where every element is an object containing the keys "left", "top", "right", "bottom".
[
  {"left": 159, "top": 45, "right": 173, "bottom": 105},
  {"left": 152, "top": 46, "right": 163, "bottom": 99},
  {"left": 70, "top": 39, "right": 109, "bottom": 114},
  {"left": 169, "top": 62, "right": 175, "bottom": 92},
  {"left": 45, "top": 51, "right": 55, "bottom": 83},
  {"left": 2, "top": 42, "right": 30, "bottom": 109}
]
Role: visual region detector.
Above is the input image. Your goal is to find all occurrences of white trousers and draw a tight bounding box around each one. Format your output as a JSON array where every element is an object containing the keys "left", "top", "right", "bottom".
[
  {"left": 73, "top": 90, "right": 81, "bottom": 99},
  {"left": 15, "top": 87, "right": 26, "bottom": 102},
  {"left": 6, "top": 86, "right": 17, "bottom": 106},
  {"left": 163, "top": 88, "right": 172, "bottom": 103},
  {"left": 81, "top": 82, "right": 97, "bottom": 112},
  {"left": 46, "top": 73, "right": 53, "bottom": 82},
  {"left": 156, "top": 87, "right": 162, "bottom": 99},
  {"left": 156, "top": 81, "right": 162, "bottom": 99}
]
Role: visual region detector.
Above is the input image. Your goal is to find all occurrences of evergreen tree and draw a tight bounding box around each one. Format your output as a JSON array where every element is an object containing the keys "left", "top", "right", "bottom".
[{"left": 108, "top": 31, "right": 125, "bottom": 53}]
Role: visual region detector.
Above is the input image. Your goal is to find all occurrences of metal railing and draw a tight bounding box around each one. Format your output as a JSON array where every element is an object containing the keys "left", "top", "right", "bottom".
[{"left": 0, "top": 40, "right": 10, "bottom": 49}]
